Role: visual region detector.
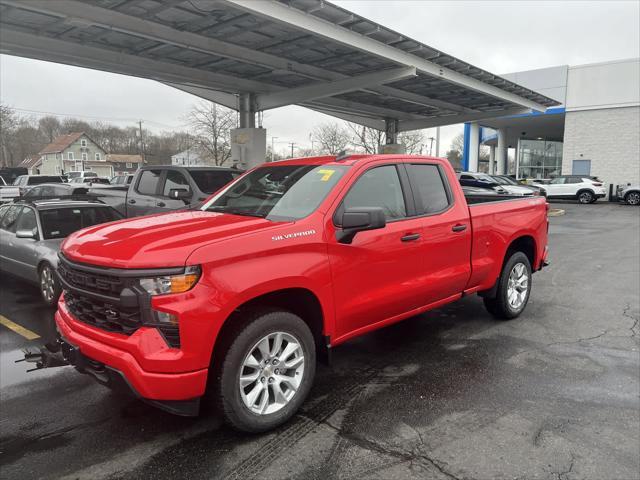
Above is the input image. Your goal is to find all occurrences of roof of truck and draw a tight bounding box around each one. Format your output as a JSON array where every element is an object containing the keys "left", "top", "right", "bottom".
[{"left": 265, "top": 154, "right": 444, "bottom": 167}]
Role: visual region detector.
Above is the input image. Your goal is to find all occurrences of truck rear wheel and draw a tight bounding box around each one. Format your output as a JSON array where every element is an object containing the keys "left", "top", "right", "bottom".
[
  {"left": 483, "top": 251, "right": 532, "bottom": 320},
  {"left": 212, "top": 309, "right": 316, "bottom": 433}
]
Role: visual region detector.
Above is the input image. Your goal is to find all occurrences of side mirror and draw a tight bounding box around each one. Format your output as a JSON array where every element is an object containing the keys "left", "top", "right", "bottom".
[
  {"left": 16, "top": 229, "right": 37, "bottom": 239},
  {"left": 336, "top": 207, "right": 386, "bottom": 244},
  {"left": 169, "top": 188, "right": 191, "bottom": 200}
]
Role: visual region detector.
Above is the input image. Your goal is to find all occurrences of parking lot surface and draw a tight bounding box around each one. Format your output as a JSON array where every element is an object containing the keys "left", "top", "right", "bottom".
[{"left": 1, "top": 202, "right": 638, "bottom": 480}]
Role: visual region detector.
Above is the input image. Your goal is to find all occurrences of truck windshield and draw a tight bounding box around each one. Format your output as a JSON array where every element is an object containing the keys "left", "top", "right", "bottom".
[
  {"left": 40, "top": 206, "right": 122, "bottom": 240},
  {"left": 202, "top": 165, "right": 348, "bottom": 220}
]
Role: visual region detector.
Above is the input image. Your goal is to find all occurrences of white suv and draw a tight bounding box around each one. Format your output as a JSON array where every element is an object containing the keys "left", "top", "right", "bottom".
[{"left": 534, "top": 175, "right": 607, "bottom": 204}]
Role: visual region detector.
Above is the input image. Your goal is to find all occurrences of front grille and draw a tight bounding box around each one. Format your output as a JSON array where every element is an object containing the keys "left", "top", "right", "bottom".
[
  {"left": 65, "top": 291, "right": 141, "bottom": 335},
  {"left": 58, "top": 255, "right": 182, "bottom": 347},
  {"left": 58, "top": 262, "right": 124, "bottom": 298}
]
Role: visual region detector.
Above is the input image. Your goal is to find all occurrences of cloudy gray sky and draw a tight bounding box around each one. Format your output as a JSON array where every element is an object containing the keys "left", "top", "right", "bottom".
[{"left": 1, "top": 0, "right": 638, "bottom": 156}]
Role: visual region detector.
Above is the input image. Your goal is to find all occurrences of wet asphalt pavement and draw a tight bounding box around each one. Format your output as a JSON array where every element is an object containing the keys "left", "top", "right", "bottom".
[{"left": 1, "top": 202, "right": 639, "bottom": 480}]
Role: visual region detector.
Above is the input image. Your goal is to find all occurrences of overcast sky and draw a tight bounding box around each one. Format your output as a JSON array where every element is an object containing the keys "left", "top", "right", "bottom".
[{"left": 1, "top": 0, "right": 638, "bottom": 156}]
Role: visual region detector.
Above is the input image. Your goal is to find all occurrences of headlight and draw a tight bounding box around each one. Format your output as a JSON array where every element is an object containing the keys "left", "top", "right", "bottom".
[{"left": 139, "top": 266, "right": 201, "bottom": 296}]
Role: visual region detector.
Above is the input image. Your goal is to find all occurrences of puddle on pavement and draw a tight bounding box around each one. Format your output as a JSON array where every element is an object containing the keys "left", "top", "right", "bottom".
[{"left": 0, "top": 347, "right": 64, "bottom": 389}]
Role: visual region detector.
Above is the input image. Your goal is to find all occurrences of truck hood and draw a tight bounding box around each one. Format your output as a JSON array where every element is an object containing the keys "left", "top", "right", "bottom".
[{"left": 62, "top": 210, "right": 284, "bottom": 269}]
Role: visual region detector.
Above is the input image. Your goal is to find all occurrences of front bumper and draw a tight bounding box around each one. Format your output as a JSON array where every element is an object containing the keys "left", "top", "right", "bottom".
[
  {"left": 57, "top": 335, "right": 201, "bottom": 416},
  {"left": 55, "top": 303, "right": 209, "bottom": 406}
]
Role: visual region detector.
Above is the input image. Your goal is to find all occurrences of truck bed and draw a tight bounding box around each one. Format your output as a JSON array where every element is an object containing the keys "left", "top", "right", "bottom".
[{"left": 466, "top": 195, "right": 548, "bottom": 293}]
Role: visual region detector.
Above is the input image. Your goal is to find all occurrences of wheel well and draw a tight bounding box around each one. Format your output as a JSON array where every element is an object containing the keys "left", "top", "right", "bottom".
[
  {"left": 506, "top": 235, "right": 536, "bottom": 268},
  {"left": 212, "top": 288, "right": 327, "bottom": 367},
  {"left": 576, "top": 188, "right": 594, "bottom": 197},
  {"left": 37, "top": 260, "right": 51, "bottom": 273}
]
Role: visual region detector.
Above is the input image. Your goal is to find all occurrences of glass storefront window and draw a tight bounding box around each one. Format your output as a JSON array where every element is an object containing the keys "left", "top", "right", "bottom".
[{"left": 517, "top": 139, "right": 563, "bottom": 180}]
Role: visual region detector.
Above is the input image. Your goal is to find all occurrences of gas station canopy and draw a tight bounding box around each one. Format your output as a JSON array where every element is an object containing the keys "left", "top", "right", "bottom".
[{"left": 0, "top": 0, "right": 560, "bottom": 132}]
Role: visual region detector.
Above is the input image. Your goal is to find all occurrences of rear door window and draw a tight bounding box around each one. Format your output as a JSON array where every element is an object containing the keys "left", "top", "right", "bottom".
[
  {"left": 136, "top": 170, "right": 162, "bottom": 195},
  {"left": 407, "top": 164, "right": 450, "bottom": 214}
]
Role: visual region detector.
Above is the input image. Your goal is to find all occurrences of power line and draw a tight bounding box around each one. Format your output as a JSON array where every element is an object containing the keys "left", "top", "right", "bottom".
[{"left": 8, "top": 107, "right": 190, "bottom": 130}]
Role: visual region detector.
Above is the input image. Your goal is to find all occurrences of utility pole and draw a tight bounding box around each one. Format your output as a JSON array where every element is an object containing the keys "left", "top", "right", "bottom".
[
  {"left": 288, "top": 142, "right": 296, "bottom": 158},
  {"left": 427, "top": 136, "right": 435, "bottom": 156},
  {"left": 138, "top": 120, "right": 146, "bottom": 163}
]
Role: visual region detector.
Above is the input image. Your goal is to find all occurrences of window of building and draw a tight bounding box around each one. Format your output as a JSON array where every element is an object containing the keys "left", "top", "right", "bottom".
[
  {"left": 517, "top": 139, "right": 563, "bottom": 180},
  {"left": 126, "top": 162, "right": 133, "bottom": 168},
  {"left": 81, "top": 153, "right": 88, "bottom": 161},
  {"left": 95, "top": 153, "right": 101, "bottom": 161},
  {"left": 407, "top": 164, "right": 450, "bottom": 214},
  {"left": 81, "top": 139, "right": 87, "bottom": 147},
  {"left": 342, "top": 165, "right": 407, "bottom": 221},
  {"left": 136, "top": 169, "right": 162, "bottom": 195},
  {"left": 68, "top": 152, "right": 74, "bottom": 160}
]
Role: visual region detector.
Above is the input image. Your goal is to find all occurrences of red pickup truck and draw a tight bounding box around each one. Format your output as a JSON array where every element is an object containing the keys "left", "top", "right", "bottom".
[{"left": 54, "top": 154, "right": 548, "bottom": 432}]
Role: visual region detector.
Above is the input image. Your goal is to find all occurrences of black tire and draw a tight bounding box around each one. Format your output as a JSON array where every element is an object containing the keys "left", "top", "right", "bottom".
[
  {"left": 483, "top": 251, "right": 532, "bottom": 320},
  {"left": 212, "top": 308, "right": 316, "bottom": 433},
  {"left": 39, "top": 262, "right": 61, "bottom": 307},
  {"left": 625, "top": 191, "right": 640, "bottom": 206},
  {"left": 577, "top": 190, "right": 594, "bottom": 204}
]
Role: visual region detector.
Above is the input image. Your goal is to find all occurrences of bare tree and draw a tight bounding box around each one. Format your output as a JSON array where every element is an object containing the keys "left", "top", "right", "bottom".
[
  {"left": 188, "top": 101, "right": 235, "bottom": 166},
  {"left": 310, "top": 123, "right": 351, "bottom": 155},
  {"left": 0, "top": 104, "right": 18, "bottom": 167},
  {"left": 344, "top": 123, "right": 384, "bottom": 154},
  {"left": 38, "top": 116, "right": 62, "bottom": 143},
  {"left": 398, "top": 130, "right": 425, "bottom": 154},
  {"left": 450, "top": 133, "right": 464, "bottom": 155}
]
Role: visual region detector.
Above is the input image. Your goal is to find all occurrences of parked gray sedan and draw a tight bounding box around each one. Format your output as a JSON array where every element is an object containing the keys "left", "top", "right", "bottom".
[{"left": 0, "top": 200, "right": 122, "bottom": 305}]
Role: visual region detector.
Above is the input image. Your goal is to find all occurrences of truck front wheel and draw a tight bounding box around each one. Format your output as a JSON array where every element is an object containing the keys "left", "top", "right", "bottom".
[
  {"left": 483, "top": 251, "right": 532, "bottom": 320},
  {"left": 212, "top": 309, "right": 316, "bottom": 432}
]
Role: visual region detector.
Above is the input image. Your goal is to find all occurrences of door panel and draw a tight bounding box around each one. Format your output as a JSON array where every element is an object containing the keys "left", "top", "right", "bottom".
[
  {"left": 405, "top": 163, "right": 472, "bottom": 302},
  {"left": 0, "top": 205, "right": 21, "bottom": 275},
  {"left": 1, "top": 206, "right": 38, "bottom": 281},
  {"left": 328, "top": 218, "right": 426, "bottom": 339},
  {"left": 327, "top": 164, "right": 426, "bottom": 340},
  {"left": 129, "top": 169, "right": 163, "bottom": 216}
]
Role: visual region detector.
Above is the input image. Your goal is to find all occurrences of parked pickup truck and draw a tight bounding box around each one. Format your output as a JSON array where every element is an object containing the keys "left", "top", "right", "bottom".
[
  {"left": 54, "top": 154, "right": 549, "bottom": 432},
  {"left": 89, "top": 165, "right": 239, "bottom": 217}
]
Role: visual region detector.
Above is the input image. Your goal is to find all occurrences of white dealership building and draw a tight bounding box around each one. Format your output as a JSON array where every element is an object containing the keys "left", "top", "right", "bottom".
[{"left": 463, "top": 57, "right": 640, "bottom": 195}]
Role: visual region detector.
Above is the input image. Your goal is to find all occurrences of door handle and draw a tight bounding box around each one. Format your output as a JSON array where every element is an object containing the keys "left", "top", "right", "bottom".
[
  {"left": 128, "top": 199, "right": 136, "bottom": 204},
  {"left": 156, "top": 201, "right": 166, "bottom": 207},
  {"left": 452, "top": 224, "right": 467, "bottom": 232},
  {"left": 401, "top": 233, "right": 421, "bottom": 242}
]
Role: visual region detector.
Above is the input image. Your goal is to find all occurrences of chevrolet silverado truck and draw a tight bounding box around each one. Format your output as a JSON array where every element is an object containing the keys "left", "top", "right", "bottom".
[
  {"left": 89, "top": 165, "right": 239, "bottom": 217},
  {"left": 53, "top": 154, "right": 549, "bottom": 432}
]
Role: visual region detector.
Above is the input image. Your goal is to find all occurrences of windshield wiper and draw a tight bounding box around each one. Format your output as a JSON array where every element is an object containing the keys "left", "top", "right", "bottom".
[{"left": 205, "top": 206, "right": 266, "bottom": 218}]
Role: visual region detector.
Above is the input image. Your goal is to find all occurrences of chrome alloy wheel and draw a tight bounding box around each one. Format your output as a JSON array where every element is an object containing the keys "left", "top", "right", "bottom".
[
  {"left": 40, "top": 265, "right": 56, "bottom": 303},
  {"left": 239, "top": 332, "right": 305, "bottom": 415},
  {"left": 507, "top": 262, "right": 529, "bottom": 310},
  {"left": 626, "top": 192, "right": 640, "bottom": 205},
  {"left": 578, "top": 192, "right": 593, "bottom": 204}
]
